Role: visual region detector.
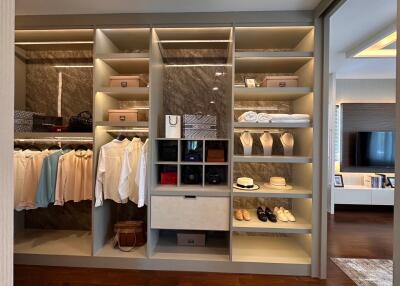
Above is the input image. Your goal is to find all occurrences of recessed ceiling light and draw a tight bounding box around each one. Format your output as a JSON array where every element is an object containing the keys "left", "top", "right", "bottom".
[{"left": 212, "top": 87, "right": 219, "bottom": 91}]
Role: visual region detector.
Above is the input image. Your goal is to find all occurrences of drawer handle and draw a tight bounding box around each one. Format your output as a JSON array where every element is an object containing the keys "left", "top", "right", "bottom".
[{"left": 184, "top": 196, "right": 197, "bottom": 199}]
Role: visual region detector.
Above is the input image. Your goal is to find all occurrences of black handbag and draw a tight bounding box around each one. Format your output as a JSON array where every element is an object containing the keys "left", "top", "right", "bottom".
[
  {"left": 206, "top": 167, "right": 226, "bottom": 185},
  {"left": 69, "top": 111, "right": 93, "bottom": 132},
  {"left": 182, "top": 166, "right": 201, "bottom": 185},
  {"left": 158, "top": 141, "right": 178, "bottom": 162}
]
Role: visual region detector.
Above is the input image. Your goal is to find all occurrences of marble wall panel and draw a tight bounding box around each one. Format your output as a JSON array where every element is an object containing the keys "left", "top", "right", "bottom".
[{"left": 25, "top": 50, "right": 93, "bottom": 124}]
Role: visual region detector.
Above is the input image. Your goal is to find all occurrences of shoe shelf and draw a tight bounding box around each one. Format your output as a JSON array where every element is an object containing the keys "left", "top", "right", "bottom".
[
  {"left": 234, "top": 122, "right": 312, "bottom": 129},
  {"left": 233, "top": 155, "right": 312, "bottom": 164},
  {"left": 232, "top": 185, "right": 312, "bottom": 199},
  {"left": 232, "top": 209, "right": 311, "bottom": 234},
  {"left": 152, "top": 185, "right": 230, "bottom": 197},
  {"left": 234, "top": 87, "right": 313, "bottom": 101},
  {"left": 231, "top": 235, "right": 311, "bottom": 265}
]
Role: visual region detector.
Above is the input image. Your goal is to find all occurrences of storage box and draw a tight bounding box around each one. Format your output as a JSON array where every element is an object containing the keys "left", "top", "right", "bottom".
[
  {"left": 261, "top": 76, "right": 298, "bottom": 88},
  {"left": 183, "top": 114, "right": 217, "bottom": 139},
  {"left": 160, "top": 172, "right": 177, "bottom": 185},
  {"left": 108, "top": 109, "right": 138, "bottom": 122},
  {"left": 32, "top": 114, "right": 63, "bottom": 132},
  {"left": 14, "top": 110, "right": 42, "bottom": 132},
  {"left": 177, "top": 231, "right": 206, "bottom": 247},
  {"left": 109, "top": 76, "right": 144, "bottom": 88}
]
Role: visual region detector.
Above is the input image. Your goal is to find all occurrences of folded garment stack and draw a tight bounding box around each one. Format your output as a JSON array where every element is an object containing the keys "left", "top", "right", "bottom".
[
  {"left": 270, "top": 113, "right": 310, "bottom": 123},
  {"left": 238, "top": 112, "right": 310, "bottom": 123},
  {"left": 238, "top": 111, "right": 258, "bottom": 122}
]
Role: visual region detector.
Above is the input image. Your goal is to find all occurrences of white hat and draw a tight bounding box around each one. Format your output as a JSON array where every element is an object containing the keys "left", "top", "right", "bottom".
[
  {"left": 264, "top": 177, "right": 293, "bottom": 190},
  {"left": 233, "top": 177, "right": 259, "bottom": 190}
]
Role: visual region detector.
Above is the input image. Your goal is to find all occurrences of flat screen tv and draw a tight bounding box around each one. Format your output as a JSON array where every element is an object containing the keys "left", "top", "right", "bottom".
[{"left": 354, "top": 131, "right": 395, "bottom": 171}]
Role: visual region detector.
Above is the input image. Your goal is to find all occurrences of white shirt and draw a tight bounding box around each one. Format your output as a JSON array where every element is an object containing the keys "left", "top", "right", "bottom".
[
  {"left": 118, "top": 138, "right": 143, "bottom": 204},
  {"left": 135, "top": 139, "right": 149, "bottom": 207},
  {"left": 95, "top": 139, "right": 130, "bottom": 207}
]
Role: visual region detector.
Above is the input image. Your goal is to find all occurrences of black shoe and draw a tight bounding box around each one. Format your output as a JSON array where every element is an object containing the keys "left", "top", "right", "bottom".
[
  {"left": 257, "top": 207, "right": 268, "bottom": 222},
  {"left": 264, "top": 207, "right": 277, "bottom": 223}
]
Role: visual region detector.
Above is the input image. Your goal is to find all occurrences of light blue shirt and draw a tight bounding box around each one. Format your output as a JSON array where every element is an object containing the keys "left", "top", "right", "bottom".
[{"left": 36, "top": 150, "right": 68, "bottom": 208}]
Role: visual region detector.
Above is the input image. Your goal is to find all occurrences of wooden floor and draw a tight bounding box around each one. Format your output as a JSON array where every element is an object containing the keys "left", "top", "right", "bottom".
[{"left": 14, "top": 207, "right": 394, "bottom": 286}]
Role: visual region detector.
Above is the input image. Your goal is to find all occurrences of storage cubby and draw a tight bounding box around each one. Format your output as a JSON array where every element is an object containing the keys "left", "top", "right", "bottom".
[
  {"left": 232, "top": 233, "right": 311, "bottom": 265},
  {"left": 150, "top": 229, "right": 229, "bottom": 261},
  {"left": 181, "top": 165, "right": 203, "bottom": 186},
  {"left": 156, "top": 164, "right": 178, "bottom": 186},
  {"left": 157, "top": 139, "right": 179, "bottom": 162},
  {"left": 95, "top": 28, "right": 150, "bottom": 55},
  {"left": 181, "top": 140, "right": 203, "bottom": 162},
  {"left": 205, "top": 165, "right": 228, "bottom": 186},
  {"left": 205, "top": 140, "right": 229, "bottom": 162}
]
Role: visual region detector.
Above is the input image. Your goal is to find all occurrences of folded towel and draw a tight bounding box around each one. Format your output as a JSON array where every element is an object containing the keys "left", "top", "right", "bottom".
[
  {"left": 291, "top": 114, "right": 310, "bottom": 120},
  {"left": 257, "top": 113, "right": 272, "bottom": 123},
  {"left": 270, "top": 119, "right": 310, "bottom": 123},
  {"left": 238, "top": 111, "right": 258, "bottom": 122},
  {"left": 269, "top": 113, "right": 291, "bottom": 119}
]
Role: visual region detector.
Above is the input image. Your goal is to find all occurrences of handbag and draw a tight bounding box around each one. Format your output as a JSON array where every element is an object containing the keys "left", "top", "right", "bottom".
[
  {"left": 183, "top": 113, "right": 216, "bottom": 139},
  {"left": 205, "top": 166, "right": 226, "bottom": 185},
  {"left": 207, "top": 149, "right": 225, "bottom": 162},
  {"left": 182, "top": 166, "right": 201, "bottom": 185},
  {"left": 32, "top": 114, "right": 63, "bottom": 132},
  {"left": 113, "top": 221, "right": 146, "bottom": 252},
  {"left": 165, "top": 115, "right": 181, "bottom": 138},
  {"left": 69, "top": 111, "right": 93, "bottom": 132}
]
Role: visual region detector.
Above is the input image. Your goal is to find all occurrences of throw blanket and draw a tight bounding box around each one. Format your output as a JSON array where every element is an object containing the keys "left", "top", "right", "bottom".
[{"left": 238, "top": 111, "right": 258, "bottom": 122}]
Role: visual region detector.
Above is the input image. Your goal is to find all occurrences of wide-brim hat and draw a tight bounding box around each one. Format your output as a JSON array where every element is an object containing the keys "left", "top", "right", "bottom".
[
  {"left": 264, "top": 183, "right": 293, "bottom": 190},
  {"left": 233, "top": 183, "right": 260, "bottom": 190}
]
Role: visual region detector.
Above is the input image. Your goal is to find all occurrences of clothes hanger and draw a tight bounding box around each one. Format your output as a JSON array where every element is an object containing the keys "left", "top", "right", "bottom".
[
  {"left": 62, "top": 144, "right": 73, "bottom": 151},
  {"left": 24, "top": 144, "right": 41, "bottom": 151},
  {"left": 116, "top": 133, "right": 127, "bottom": 141},
  {"left": 14, "top": 144, "right": 24, "bottom": 151},
  {"left": 48, "top": 144, "right": 62, "bottom": 150},
  {"left": 74, "top": 144, "right": 88, "bottom": 151}
]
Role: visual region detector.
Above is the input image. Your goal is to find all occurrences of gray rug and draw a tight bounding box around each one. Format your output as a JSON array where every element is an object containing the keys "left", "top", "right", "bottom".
[{"left": 332, "top": 258, "right": 393, "bottom": 286}]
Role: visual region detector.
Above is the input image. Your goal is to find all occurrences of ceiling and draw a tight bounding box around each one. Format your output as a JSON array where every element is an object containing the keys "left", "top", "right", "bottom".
[
  {"left": 330, "top": 0, "right": 397, "bottom": 79},
  {"left": 15, "top": 0, "right": 321, "bottom": 15}
]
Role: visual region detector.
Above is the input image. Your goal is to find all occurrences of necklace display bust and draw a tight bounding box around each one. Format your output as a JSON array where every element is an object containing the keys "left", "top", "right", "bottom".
[
  {"left": 280, "top": 132, "right": 294, "bottom": 156},
  {"left": 260, "top": 131, "right": 273, "bottom": 156},
  {"left": 240, "top": 131, "right": 253, "bottom": 156}
]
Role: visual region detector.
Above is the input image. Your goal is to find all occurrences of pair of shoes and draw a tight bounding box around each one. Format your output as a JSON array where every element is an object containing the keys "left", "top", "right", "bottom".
[
  {"left": 235, "top": 209, "right": 251, "bottom": 221},
  {"left": 273, "top": 207, "right": 296, "bottom": 222},
  {"left": 256, "top": 207, "right": 277, "bottom": 223}
]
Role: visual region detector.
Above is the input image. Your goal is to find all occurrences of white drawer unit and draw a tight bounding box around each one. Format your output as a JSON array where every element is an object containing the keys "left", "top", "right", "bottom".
[
  {"left": 372, "top": 189, "right": 395, "bottom": 205},
  {"left": 151, "top": 195, "right": 230, "bottom": 231}
]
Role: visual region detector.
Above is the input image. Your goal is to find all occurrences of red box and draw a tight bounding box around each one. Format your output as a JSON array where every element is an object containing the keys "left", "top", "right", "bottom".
[{"left": 161, "top": 172, "right": 177, "bottom": 185}]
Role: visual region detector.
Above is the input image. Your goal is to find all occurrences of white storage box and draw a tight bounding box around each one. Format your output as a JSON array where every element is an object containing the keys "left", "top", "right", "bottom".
[
  {"left": 109, "top": 75, "right": 143, "bottom": 88},
  {"left": 108, "top": 109, "right": 138, "bottom": 122},
  {"left": 261, "top": 76, "right": 299, "bottom": 88}
]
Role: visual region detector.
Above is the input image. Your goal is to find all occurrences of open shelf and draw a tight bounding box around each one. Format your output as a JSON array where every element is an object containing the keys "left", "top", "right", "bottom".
[
  {"left": 233, "top": 184, "right": 312, "bottom": 199},
  {"left": 235, "top": 57, "right": 313, "bottom": 74},
  {"left": 95, "top": 28, "right": 150, "bottom": 54},
  {"left": 234, "top": 122, "right": 312, "bottom": 129},
  {"left": 14, "top": 132, "right": 93, "bottom": 139},
  {"left": 232, "top": 209, "right": 311, "bottom": 234},
  {"left": 235, "top": 26, "right": 314, "bottom": 52},
  {"left": 97, "top": 58, "right": 149, "bottom": 74},
  {"left": 95, "top": 239, "right": 147, "bottom": 258},
  {"left": 236, "top": 51, "right": 313, "bottom": 58},
  {"left": 151, "top": 231, "right": 229, "bottom": 262},
  {"left": 153, "top": 185, "right": 230, "bottom": 197},
  {"left": 14, "top": 229, "right": 92, "bottom": 256},
  {"left": 232, "top": 235, "right": 311, "bottom": 264},
  {"left": 234, "top": 87, "right": 313, "bottom": 101},
  {"left": 95, "top": 121, "right": 148, "bottom": 127},
  {"left": 233, "top": 155, "right": 312, "bottom": 164},
  {"left": 96, "top": 87, "right": 149, "bottom": 101},
  {"left": 15, "top": 29, "right": 94, "bottom": 50},
  {"left": 96, "top": 52, "right": 149, "bottom": 60}
]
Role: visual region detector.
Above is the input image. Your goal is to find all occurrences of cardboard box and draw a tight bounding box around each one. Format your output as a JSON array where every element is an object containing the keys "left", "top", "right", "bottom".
[{"left": 177, "top": 231, "right": 206, "bottom": 247}]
